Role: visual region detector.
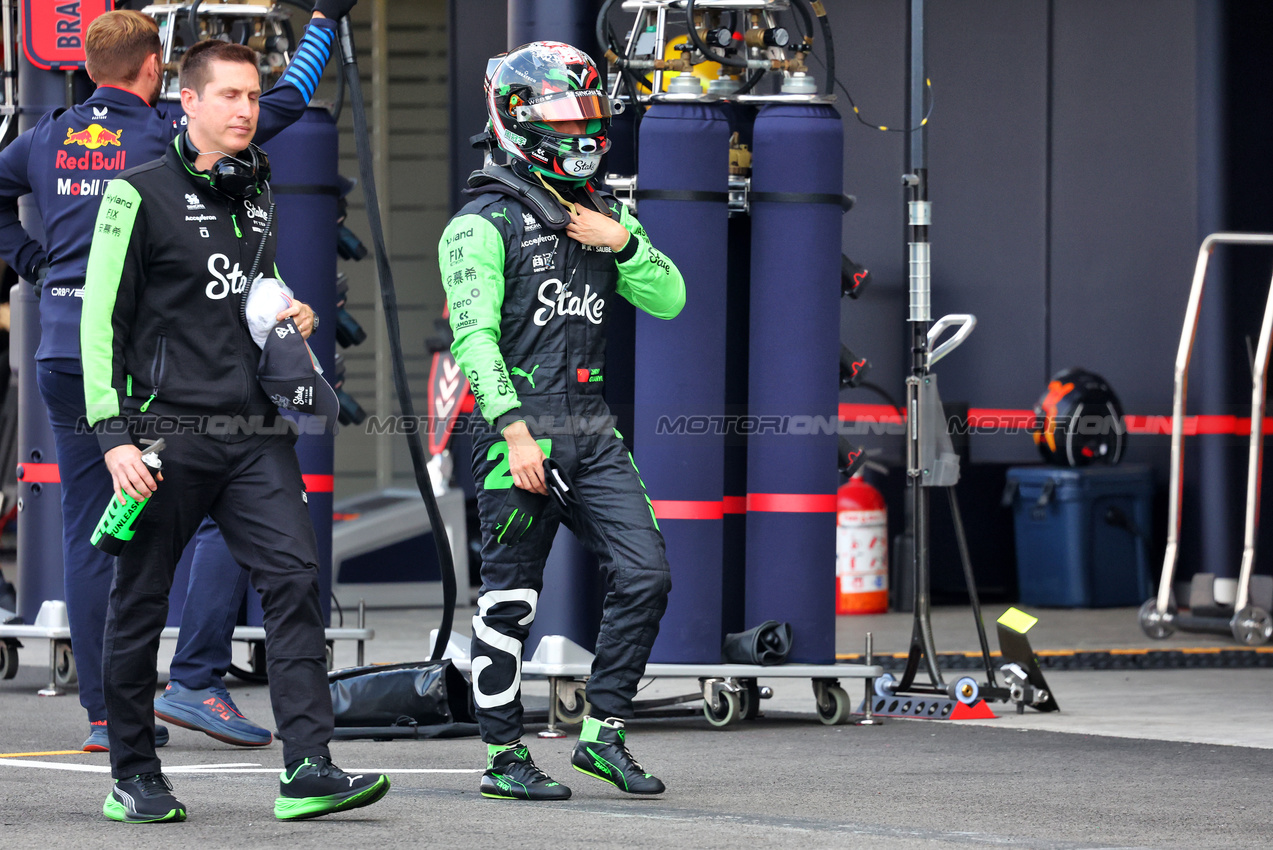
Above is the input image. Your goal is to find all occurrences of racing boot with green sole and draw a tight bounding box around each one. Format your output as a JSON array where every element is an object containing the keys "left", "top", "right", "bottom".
[
  {"left": 570, "top": 716, "right": 664, "bottom": 794},
  {"left": 480, "top": 742, "right": 572, "bottom": 801}
]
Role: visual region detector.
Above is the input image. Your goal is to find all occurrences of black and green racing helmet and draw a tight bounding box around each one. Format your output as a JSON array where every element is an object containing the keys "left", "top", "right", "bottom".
[{"left": 484, "top": 41, "right": 624, "bottom": 180}]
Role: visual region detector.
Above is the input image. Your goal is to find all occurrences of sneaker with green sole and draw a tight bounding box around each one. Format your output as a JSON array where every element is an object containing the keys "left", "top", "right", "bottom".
[
  {"left": 274, "top": 756, "right": 390, "bottom": 820},
  {"left": 480, "top": 742, "right": 571, "bottom": 801},
  {"left": 102, "top": 773, "right": 187, "bottom": 823},
  {"left": 570, "top": 717, "right": 665, "bottom": 795}
]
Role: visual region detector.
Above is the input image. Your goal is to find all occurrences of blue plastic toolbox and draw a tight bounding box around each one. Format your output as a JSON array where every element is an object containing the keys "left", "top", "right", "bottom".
[{"left": 1006, "top": 465, "right": 1153, "bottom": 607}]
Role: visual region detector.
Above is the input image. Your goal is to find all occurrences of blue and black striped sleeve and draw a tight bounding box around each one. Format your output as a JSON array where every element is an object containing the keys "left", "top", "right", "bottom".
[{"left": 256, "top": 17, "right": 337, "bottom": 144}]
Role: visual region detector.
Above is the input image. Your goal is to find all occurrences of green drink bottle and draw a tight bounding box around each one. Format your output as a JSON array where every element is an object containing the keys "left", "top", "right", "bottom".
[{"left": 91, "top": 439, "right": 165, "bottom": 555}]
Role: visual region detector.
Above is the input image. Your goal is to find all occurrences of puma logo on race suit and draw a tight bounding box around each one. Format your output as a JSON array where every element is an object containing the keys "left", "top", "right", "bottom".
[
  {"left": 511, "top": 364, "right": 540, "bottom": 388},
  {"left": 534, "top": 278, "right": 603, "bottom": 327}
]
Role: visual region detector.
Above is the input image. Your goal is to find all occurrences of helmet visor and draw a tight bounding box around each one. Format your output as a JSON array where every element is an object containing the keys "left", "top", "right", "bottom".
[{"left": 514, "top": 90, "right": 613, "bottom": 124}]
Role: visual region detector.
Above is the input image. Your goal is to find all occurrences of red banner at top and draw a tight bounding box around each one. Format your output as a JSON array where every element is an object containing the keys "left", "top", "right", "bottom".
[{"left": 23, "top": 1, "right": 112, "bottom": 71}]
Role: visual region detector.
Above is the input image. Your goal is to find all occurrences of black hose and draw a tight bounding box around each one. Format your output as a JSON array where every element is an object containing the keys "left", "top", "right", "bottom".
[
  {"left": 789, "top": 0, "right": 813, "bottom": 43},
  {"left": 794, "top": 0, "right": 836, "bottom": 97},
  {"left": 731, "top": 69, "right": 766, "bottom": 97},
  {"left": 337, "top": 19, "right": 456, "bottom": 663},
  {"left": 329, "top": 58, "right": 346, "bottom": 121},
  {"left": 182, "top": 0, "right": 203, "bottom": 46},
  {"left": 596, "top": 0, "right": 620, "bottom": 61},
  {"left": 686, "top": 0, "right": 746, "bottom": 68},
  {"left": 596, "top": 0, "right": 652, "bottom": 92}
]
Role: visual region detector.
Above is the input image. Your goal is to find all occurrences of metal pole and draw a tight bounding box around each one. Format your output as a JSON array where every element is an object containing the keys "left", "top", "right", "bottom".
[
  {"left": 372, "top": 0, "right": 393, "bottom": 488},
  {"left": 854, "top": 632, "right": 883, "bottom": 726},
  {"left": 901, "top": 0, "right": 943, "bottom": 689}
]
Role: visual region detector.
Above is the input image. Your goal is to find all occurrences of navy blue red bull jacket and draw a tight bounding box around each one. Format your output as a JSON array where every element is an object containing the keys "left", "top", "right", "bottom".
[{"left": 0, "top": 17, "right": 337, "bottom": 373}]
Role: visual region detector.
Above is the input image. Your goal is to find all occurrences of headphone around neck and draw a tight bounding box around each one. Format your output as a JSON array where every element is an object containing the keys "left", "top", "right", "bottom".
[{"left": 181, "top": 132, "right": 271, "bottom": 201}]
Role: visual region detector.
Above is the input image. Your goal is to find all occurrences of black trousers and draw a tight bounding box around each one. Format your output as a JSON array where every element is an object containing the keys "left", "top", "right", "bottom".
[
  {"left": 103, "top": 420, "right": 332, "bottom": 778},
  {"left": 469, "top": 396, "right": 672, "bottom": 744}
]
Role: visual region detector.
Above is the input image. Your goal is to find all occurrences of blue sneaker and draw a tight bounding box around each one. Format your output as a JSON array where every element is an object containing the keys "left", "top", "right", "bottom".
[
  {"left": 153, "top": 681, "right": 273, "bottom": 747},
  {"left": 83, "top": 721, "right": 169, "bottom": 753}
]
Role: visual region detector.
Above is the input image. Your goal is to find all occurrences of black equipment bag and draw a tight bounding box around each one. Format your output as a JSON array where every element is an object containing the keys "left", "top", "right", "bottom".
[{"left": 328, "top": 660, "right": 479, "bottom": 739}]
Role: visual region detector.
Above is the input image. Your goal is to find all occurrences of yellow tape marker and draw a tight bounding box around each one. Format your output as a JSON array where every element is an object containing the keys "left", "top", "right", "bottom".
[
  {"left": 0, "top": 750, "right": 87, "bottom": 758},
  {"left": 997, "top": 607, "right": 1039, "bottom": 634}
]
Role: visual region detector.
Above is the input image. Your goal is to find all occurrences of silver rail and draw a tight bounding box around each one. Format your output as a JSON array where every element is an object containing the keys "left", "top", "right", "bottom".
[{"left": 1156, "top": 232, "right": 1273, "bottom": 616}]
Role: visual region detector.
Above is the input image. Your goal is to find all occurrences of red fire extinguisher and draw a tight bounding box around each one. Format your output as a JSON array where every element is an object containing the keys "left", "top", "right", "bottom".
[{"left": 836, "top": 474, "right": 888, "bottom": 614}]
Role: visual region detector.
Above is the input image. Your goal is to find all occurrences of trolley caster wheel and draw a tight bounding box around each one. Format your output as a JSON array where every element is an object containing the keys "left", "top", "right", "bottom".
[
  {"left": 0, "top": 639, "right": 18, "bottom": 680},
  {"left": 737, "top": 679, "right": 762, "bottom": 721},
  {"left": 53, "top": 640, "right": 76, "bottom": 688},
  {"left": 947, "top": 676, "right": 979, "bottom": 705},
  {"left": 873, "top": 672, "right": 897, "bottom": 697},
  {"left": 555, "top": 683, "right": 591, "bottom": 725},
  {"left": 704, "top": 689, "right": 741, "bottom": 728},
  {"left": 1232, "top": 606, "right": 1273, "bottom": 646},
  {"left": 814, "top": 684, "right": 852, "bottom": 726},
  {"left": 1138, "top": 597, "right": 1177, "bottom": 640}
]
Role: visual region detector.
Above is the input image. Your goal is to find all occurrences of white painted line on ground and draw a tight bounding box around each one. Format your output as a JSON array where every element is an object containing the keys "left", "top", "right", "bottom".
[
  {"left": 0, "top": 759, "right": 109, "bottom": 772},
  {"left": 168, "top": 768, "right": 483, "bottom": 774},
  {"left": 0, "top": 759, "right": 479, "bottom": 774}
]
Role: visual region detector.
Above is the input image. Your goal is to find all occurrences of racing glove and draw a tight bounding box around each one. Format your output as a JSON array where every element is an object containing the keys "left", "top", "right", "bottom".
[
  {"left": 544, "top": 458, "right": 578, "bottom": 511},
  {"left": 314, "top": 0, "right": 358, "bottom": 18},
  {"left": 494, "top": 485, "right": 548, "bottom": 548}
]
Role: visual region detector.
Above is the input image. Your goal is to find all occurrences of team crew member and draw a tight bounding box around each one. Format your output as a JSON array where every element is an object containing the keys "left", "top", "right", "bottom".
[
  {"left": 81, "top": 40, "right": 388, "bottom": 823},
  {"left": 439, "top": 41, "right": 685, "bottom": 801},
  {"left": 0, "top": 3, "right": 352, "bottom": 752}
]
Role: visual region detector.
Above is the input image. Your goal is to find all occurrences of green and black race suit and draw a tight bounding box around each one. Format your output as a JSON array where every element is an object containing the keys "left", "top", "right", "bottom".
[
  {"left": 438, "top": 178, "right": 684, "bottom": 432},
  {"left": 81, "top": 137, "right": 282, "bottom": 452},
  {"left": 438, "top": 172, "right": 685, "bottom": 744}
]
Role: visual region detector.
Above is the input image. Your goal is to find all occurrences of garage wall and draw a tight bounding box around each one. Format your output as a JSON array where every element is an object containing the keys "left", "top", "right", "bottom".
[{"left": 308, "top": 1, "right": 450, "bottom": 501}]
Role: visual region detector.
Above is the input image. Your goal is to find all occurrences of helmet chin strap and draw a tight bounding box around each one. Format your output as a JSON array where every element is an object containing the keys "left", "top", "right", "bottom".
[{"left": 535, "top": 171, "right": 578, "bottom": 213}]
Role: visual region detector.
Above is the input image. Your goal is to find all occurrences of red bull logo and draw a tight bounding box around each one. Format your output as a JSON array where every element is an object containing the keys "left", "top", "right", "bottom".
[
  {"left": 63, "top": 124, "right": 123, "bottom": 150},
  {"left": 55, "top": 148, "right": 126, "bottom": 171}
]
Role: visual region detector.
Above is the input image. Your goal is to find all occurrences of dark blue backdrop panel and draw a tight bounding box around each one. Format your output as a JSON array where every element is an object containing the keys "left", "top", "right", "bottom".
[
  {"left": 635, "top": 103, "right": 731, "bottom": 663},
  {"left": 1050, "top": 0, "right": 1219, "bottom": 577},
  {"left": 927, "top": 0, "right": 1049, "bottom": 464},
  {"left": 833, "top": 2, "right": 908, "bottom": 468},
  {"left": 745, "top": 104, "right": 842, "bottom": 664},
  {"left": 1049, "top": 0, "right": 1198, "bottom": 412}
]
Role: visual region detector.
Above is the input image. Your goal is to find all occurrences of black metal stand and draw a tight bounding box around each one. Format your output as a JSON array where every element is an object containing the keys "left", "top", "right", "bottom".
[{"left": 891, "top": 0, "right": 1006, "bottom": 703}]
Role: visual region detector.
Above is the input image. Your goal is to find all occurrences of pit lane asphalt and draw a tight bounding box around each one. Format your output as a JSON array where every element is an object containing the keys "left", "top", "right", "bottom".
[{"left": 1, "top": 605, "right": 1268, "bottom": 849}]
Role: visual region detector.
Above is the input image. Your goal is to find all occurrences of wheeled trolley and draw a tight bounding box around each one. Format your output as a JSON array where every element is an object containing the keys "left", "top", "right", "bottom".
[
  {"left": 444, "top": 633, "right": 883, "bottom": 733},
  {"left": 0, "top": 600, "right": 374, "bottom": 695},
  {"left": 1140, "top": 232, "right": 1273, "bottom": 646}
]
